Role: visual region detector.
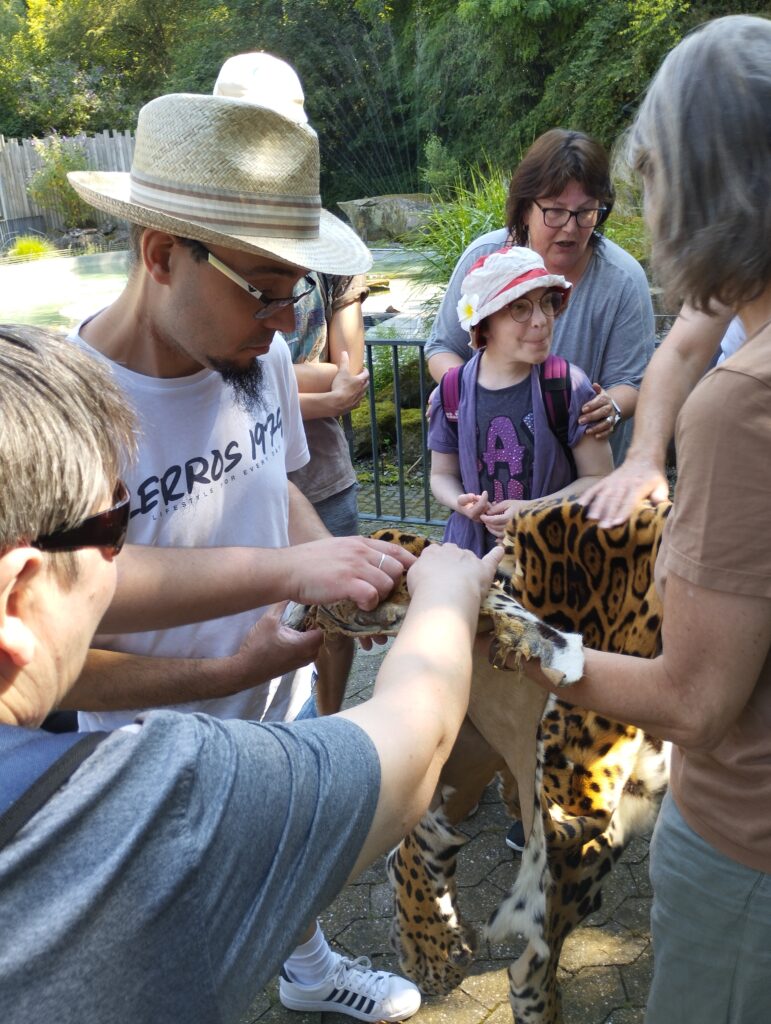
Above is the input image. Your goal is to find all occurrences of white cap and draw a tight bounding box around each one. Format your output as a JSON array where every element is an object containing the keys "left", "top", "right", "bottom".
[{"left": 213, "top": 52, "right": 308, "bottom": 125}]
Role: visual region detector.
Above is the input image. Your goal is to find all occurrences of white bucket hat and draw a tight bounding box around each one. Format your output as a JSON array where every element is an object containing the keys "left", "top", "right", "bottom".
[
  {"left": 457, "top": 247, "right": 570, "bottom": 333},
  {"left": 68, "top": 89, "right": 371, "bottom": 275}
]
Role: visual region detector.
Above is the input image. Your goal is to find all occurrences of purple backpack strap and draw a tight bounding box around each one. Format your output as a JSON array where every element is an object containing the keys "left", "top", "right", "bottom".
[{"left": 439, "top": 364, "right": 463, "bottom": 423}]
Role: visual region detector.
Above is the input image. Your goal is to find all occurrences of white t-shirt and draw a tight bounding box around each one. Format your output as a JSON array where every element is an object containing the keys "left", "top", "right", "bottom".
[{"left": 71, "top": 327, "right": 313, "bottom": 730}]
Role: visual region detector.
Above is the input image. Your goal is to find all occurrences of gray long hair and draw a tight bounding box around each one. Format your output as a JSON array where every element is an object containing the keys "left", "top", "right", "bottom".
[{"left": 627, "top": 15, "right": 771, "bottom": 313}]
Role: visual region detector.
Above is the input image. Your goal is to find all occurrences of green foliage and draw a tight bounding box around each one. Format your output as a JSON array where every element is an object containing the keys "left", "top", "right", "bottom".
[
  {"left": 419, "top": 135, "right": 462, "bottom": 197},
  {"left": 4, "top": 234, "right": 56, "bottom": 259},
  {"left": 27, "top": 134, "right": 96, "bottom": 228},
  {"left": 0, "top": 0, "right": 762, "bottom": 204},
  {"left": 403, "top": 164, "right": 507, "bottom": 316},
  {"left": 603, "top": 212, "right": 649, "bottom": 266}
]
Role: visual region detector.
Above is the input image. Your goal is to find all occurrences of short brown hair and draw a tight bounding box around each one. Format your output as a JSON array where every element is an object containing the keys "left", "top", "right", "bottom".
[{"left": 505, "top": 129, "right": 614, "bottom": 245}]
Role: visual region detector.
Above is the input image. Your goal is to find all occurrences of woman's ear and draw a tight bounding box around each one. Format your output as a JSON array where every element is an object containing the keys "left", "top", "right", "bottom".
[{"left": 0, "top": 548, "right": 44, "bottom": 668}]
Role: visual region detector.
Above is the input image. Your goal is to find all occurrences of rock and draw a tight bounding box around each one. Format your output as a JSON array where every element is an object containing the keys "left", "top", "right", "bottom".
[{"left": 338, "top": 193, "right": 436, "bottom": 242}]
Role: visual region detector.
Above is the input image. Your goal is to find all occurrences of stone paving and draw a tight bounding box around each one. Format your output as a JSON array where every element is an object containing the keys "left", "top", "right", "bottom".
[{"left": 242, "top": 644, "right": 656, "bottom": 1024}]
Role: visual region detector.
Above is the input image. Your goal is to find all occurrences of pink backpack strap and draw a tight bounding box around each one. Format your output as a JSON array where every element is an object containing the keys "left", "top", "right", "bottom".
[{"left": 439, "top": 364, "right": 463, "bottom": 423}]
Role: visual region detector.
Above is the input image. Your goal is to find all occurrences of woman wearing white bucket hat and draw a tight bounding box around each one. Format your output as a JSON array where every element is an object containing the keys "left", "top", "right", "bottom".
[{"left": 428, "top": 245, "right": 613, "bottom": 556}]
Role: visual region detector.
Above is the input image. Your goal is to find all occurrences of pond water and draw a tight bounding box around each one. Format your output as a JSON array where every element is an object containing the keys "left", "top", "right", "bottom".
[{"left": 0, "top": 246, "right": 437, "bottom": 331}]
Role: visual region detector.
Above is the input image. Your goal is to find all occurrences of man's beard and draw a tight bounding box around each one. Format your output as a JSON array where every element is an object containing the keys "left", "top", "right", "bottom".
[{"left": 210, "top": 357, "right": 266, "bottom": 412}]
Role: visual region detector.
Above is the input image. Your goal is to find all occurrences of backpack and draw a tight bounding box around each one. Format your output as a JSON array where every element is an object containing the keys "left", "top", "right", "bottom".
[
  {"left": 439, "top": 353, "right": 577, "bottom": 476},
  {"left": 0, "top": 725, "right": 107, "bottom": 851}
]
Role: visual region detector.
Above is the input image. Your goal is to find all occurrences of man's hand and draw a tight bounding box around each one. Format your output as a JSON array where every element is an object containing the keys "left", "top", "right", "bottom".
[
  {"left": 285, "top": 536, "right": 416, "bottom": 611},
  {"left": 580, "top": 455, "right": 670, "bottom": 527},
  {"left": 579, "top": 383, "right": 617, "bottom": 441},
  {"left": 226, "top": 602, "right": 323, "bottom": 691},
  {"left": 456, "top": 490, "right": 490, "bottom": 521},
  {"left": 480, "top": 499, "right": 524, "bottom": 539},
  {"left": 328, "top": 350, "right": 369, "bottom": 416}
]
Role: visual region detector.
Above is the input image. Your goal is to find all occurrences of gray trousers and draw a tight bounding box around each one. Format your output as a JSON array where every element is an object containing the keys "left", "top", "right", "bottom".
[{"left": 646, "top": 790, "right": 771, "bottom": 1024}]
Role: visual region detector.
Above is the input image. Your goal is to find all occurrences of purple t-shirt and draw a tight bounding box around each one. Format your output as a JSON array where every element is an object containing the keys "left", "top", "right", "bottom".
[{"left": 428, "top": 350, "right": 595, "bottom": 555}]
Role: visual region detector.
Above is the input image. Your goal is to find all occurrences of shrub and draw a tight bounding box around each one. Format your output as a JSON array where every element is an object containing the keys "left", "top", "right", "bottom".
[
  {"left": 5, "top": 234, "right": 56, "bottom": 260},
  {"left": 403, "top": 164, "right": 507, "bottom": 319},
  {"left": 27, "top": 134, "right": 96, "bottom": 229}
]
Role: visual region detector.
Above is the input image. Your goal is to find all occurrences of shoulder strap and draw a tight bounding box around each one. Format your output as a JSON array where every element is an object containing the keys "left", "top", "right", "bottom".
[
  {"left": 539, "top": 355, "right": 576, "bottom": 474},
  {"left": 439, "top": 364, "right": 463, "bottom": 423},
  {"left": 0, "top": 725, "right": 107, "bottom": 850}
]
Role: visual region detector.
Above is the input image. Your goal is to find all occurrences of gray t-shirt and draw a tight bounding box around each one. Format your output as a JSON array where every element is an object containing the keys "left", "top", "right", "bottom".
[
  {"left": 425, "top": 229, "right": 656, "bottom": 463},
  {"left": 0, "top": 711, "right": 380, "bottom": 1024}
]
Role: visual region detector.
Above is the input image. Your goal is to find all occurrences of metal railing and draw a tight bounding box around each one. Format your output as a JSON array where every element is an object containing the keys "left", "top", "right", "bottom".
[{"left": 355, "top": 336, "right": 446, "bottom": 528}]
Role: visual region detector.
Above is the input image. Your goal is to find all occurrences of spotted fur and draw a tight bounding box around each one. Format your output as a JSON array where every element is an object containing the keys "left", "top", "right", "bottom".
[{"left": 291, "top": 499, "right": 671, "bottom": 1022}]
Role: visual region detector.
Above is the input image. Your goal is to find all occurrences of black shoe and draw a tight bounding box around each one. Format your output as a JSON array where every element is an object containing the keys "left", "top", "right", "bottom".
[{"left": 505, "top": 819, "right": 526, "bottom": 852}]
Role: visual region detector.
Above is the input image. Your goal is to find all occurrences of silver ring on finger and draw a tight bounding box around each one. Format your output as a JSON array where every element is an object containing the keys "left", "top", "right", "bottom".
[
  {"left": 377, "top": 553, "right": 387, "bottom": 571},
  {"left": 605, "top": 414, "right": 615, "bottom": 424}
]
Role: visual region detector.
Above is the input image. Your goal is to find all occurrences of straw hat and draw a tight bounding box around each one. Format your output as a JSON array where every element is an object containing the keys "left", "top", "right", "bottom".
[
  {"left": 457, "top": 247, "right": 570, "bottom": 334},
  {"left": 67, "top": 92, "right": 371, "bottom": 275},
  {"left": 213, "top": 52, "right": 308, "bottom": 125}
]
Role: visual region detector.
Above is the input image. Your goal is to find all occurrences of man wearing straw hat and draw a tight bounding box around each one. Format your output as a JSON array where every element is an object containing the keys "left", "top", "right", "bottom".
[{"left": 62, "top": 78, "right": 424, "bottom": 1020}]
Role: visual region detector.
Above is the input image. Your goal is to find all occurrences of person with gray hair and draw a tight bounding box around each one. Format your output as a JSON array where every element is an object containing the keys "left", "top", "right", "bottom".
[
  {"left": 516, "top": 14, "right": 771, "bottom": 1022},
  {"left": 0, "top": 324, "right": 502, "bottom": 1023}
]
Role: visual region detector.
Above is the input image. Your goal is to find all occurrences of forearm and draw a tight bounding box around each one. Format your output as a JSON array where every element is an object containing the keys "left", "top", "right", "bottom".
[
  {"left": 539, "top": 475, "right": 607, "bottom": 503},
  {"left": 427, "top": 351, "right": 464, "bottom": 384},
  {"left": 605, "top": 383, "right": 639, "bottom": 421},
  {"left": 293, "top": 361, "right": 337, "bottom": 394},
  {"left": 287, "top": 480, "right": 331, "bottom": 542},
  {"left": 298, "top": 389, "right": 349, "bottom": 420},
  {"left": 430, "top": 470, "right": 464, "bottom": 512},
  {"left": 102, "top": 543, "right": 300, "bottom": 632},
  {"left": 62, "top": 647, "right": 252, "bottom": 711}
]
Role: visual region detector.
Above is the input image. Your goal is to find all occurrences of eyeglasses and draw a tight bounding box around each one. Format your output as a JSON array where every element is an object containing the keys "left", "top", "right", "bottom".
[
  {"left": 507, "top": 289, "right": 567, "bottom": 323},
  {"left": 203, "top": 248, "right": 316, "bottom": 320},
  {"left": 533, "top": 200, "right": 608, "bottom": 229},
  {"left": 32, "top": 481, "right": 131, "bottom": 557}
]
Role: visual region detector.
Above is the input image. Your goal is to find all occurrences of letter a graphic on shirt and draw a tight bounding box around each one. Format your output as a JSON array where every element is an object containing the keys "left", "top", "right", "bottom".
[{"left": 482, "top": 416, "right": 525, "bottom": 501}]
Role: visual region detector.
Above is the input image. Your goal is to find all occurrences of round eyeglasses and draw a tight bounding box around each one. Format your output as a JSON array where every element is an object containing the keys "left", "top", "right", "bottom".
[
  {"left": 203, "top": 247, "right": 316, "bottom": 320},
  {"left": 533, "top": 200, "right": 607, "bottom": 229},
  {"left": 507, "top": 289, "right": 566, "bottom": 323}
]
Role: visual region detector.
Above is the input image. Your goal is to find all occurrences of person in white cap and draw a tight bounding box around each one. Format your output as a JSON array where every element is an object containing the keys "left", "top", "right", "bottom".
[
  {"left": 428, "top": 246, "right": 613, "bottom": 559},
  {"left": 215, "top": 52, "right": 369, "bottom": 715},
  {"left": 58, "top": 70, "right": 427, "bottom": 1020}
]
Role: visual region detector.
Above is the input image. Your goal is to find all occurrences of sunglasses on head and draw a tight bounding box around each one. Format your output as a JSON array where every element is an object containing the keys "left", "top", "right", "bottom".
[{"left": 31, "top": 481, "right": 131, "bottom": 557}]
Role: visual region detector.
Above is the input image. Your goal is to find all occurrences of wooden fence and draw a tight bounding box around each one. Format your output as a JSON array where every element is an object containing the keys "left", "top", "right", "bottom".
[{"left": 0, "top": 130, "right": 135, "bottom": 237}]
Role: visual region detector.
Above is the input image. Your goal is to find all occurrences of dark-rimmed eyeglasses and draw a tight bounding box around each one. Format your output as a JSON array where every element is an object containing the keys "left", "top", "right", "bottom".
[
  {"left": 31, "top": 481, "right": 131, "bottom": 557},
  {"left": 533, "top": 200, "right": 607, "bottom": 230},
  {"left": 507, "top": 289, "right": 567, "bottom": 323},
  {"left": 203, "top": 248, "right": 316, "bottom": 320}
]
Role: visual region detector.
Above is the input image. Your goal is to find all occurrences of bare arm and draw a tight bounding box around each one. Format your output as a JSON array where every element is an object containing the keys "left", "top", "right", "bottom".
[
  {"left": 519, "top": 573, "right": 770, "bottom": 748},
  {"left": 65, "top": 604, "right": 322, "bottom": 711},
  {"left": 427, "top": 350, "right": 464, "bottom": 385},
  {"left": 294, "top": 298, "right": 369, "bottom": 420},
  {"left": 100, "top": 532, "right": 415, "bottom": 633},
  {"left": 582, "top": 304, "right": 731, "bottom": 524},
  {"left": 343, "top": 543, "right": 504, "bottom": 876},
  {"left": 430, "top": 450, "right": 490, "bottom": 522}
]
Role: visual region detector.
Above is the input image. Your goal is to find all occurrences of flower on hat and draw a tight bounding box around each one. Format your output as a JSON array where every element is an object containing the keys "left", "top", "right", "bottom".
[{"left": 457, "top": 292, "right": 479, "bottom": 331}]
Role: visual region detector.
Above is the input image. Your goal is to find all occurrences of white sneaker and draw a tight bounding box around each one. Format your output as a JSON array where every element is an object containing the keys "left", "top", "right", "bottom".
[{"left": 279, "top": 953, "right": 421, "bottom": 1022}]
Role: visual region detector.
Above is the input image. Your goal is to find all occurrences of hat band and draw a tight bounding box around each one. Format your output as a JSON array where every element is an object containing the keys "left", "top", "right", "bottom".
[
  {"left": 489, "top": 267, "right": 550, "bottom": 302},
  {"left": 129, "top": 169, "right": 321, "bottom": 239}
]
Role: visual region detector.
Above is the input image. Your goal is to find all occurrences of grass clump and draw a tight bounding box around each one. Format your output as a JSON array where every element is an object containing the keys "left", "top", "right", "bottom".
[{"left": 5, "top": 234, "right": 56, "bottom": 260}]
